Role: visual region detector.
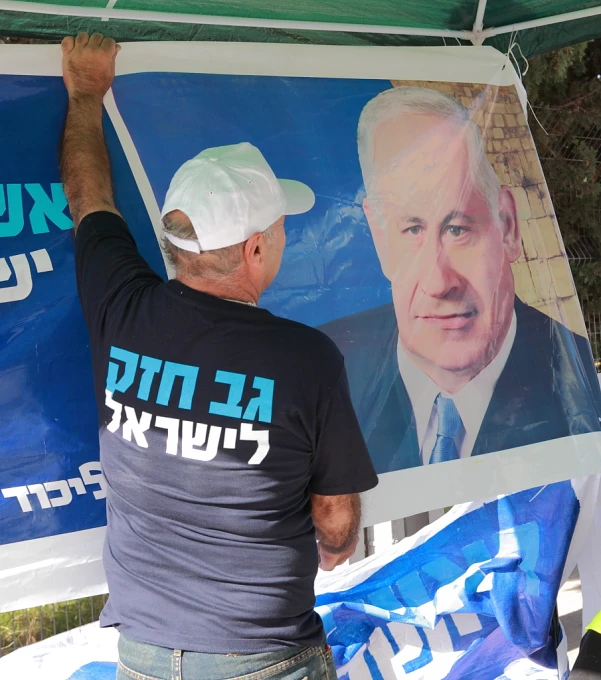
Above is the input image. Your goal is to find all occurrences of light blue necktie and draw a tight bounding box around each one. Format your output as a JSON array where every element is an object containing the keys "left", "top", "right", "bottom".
[{"left": 429, "top": 394, "right": 464, "bottom": 464}]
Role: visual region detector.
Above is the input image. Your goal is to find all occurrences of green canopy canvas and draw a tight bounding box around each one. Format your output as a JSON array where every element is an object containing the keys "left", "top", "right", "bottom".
[{"left": 2, "top": 0, "right": 601, "bottom": 57}]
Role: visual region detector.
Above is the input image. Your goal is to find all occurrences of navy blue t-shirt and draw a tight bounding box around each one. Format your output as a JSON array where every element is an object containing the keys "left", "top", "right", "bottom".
[{"left": 74, "top": 212, "right": 378, "bottom": 653}]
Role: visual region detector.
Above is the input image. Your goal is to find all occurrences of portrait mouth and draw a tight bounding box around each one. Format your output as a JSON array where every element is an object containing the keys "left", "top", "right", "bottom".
[{"left": 418, "top": 310, "right": 477, "bottom": 330}]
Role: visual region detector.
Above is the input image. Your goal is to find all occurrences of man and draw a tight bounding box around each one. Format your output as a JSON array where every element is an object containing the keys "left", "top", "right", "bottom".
[
  {"left": 322, "top": 86, "right": 601, "bottom": 474},
  {"left": 61, "top": 33, "right": 378, "bottom": 680}
]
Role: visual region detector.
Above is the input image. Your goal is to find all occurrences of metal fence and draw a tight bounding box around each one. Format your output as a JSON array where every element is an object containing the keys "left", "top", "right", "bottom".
[
  {"left": 531, "top": 105, "right": 601, "bottom": 364},
  {"left": 0, "top": 594, "right": 108, "bottom": 658},
  {"left": 586, "top": 311, "right": 601, "bottom": 366}
]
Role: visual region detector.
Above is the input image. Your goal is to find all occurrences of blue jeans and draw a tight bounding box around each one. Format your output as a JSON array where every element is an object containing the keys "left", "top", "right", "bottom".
[{"left": 117, "top": 633, "right": 337, "bottom": 680}]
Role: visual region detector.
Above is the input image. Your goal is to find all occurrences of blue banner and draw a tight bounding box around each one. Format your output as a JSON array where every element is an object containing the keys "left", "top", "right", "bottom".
[
  {"left": 0, "top": 48, "right": 599, "bottom": 680},
  {"left": 315, "top": 482, "right": 578, "bottom": 679},
  {"left": 0, "top": 76, "right": 164, "bottom": 548}
]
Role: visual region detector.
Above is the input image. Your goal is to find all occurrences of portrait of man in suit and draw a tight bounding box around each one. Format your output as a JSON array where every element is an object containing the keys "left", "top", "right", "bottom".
[{"left": 321, "top": 86, "right": 601, "bottom": 474}]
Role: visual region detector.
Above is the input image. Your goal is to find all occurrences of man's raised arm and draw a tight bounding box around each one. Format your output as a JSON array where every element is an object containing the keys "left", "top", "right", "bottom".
[
  {"left": 312, "top": 492, "right": 362, "bottom": 571},
  {"left": 60, "top": 32, "right": 121, "bottom": 232}
]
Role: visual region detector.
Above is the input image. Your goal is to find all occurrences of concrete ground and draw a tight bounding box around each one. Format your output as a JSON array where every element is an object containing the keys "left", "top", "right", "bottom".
[{"left": 558, "top": 567, "right": 584, "bottom": 669}]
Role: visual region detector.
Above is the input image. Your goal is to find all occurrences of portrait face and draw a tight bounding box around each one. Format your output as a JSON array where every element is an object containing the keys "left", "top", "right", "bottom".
[{"left": 364, "top": 113, "right": 522, "bottom": 385}]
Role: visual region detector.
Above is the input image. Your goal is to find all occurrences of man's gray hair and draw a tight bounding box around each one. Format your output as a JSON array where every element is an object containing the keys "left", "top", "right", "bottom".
[
  {"left": 162, "top": 211, "right": 274, "bottom": 280},
  {"left": 357, "top": 86, "right": 501, "bottom": 213}
]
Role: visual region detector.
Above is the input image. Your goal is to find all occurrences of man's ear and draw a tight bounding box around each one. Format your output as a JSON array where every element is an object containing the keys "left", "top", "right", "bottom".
[
  {"left": 499, "top": 186, "right": 522, "bottom": 263},
  {"left": 243, "top": 232, "right": 263, "bottom": 267},
  {"left": 363, "top": 196, "right": 391, "bottom": 281}
]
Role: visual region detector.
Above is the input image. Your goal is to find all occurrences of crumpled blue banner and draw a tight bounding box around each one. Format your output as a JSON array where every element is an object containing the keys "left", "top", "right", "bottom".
[{"left": 316, "top": 482, "right": 577, "bottom": 678}]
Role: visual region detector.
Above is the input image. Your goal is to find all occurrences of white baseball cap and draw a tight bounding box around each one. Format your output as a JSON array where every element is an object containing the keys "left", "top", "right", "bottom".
[{"left": 161, "top": 142, "right": 315, "bottom": 252}]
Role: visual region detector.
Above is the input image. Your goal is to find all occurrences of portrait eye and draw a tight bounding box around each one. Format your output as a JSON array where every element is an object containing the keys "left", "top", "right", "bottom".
[
  {"left": 446, "top": 225, "right": 467, "bottom": 238},
  {"left": 403, "top": 225, "right": 423, "bottom": 236}
]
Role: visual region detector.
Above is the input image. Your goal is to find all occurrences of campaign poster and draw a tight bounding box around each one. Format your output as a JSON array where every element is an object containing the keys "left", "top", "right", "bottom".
[{"left": 1, "top": 42, "right": 600, "bottom": 610}]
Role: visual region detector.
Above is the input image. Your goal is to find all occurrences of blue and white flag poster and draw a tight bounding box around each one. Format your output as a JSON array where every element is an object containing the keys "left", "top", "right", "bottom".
[
  {"left": 315, "top": 476, "right": 601, "bottom": 679},
  {"left": 1, "top": 41, "right": 601, "bottom": 627}
]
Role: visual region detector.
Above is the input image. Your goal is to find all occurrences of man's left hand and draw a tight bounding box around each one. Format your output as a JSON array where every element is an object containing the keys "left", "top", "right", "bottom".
[
  {"left": 61, "top": 32, "right": 120, "bottom": 102},
  {"left": 318, "top": 535, "right": 359, "bottom": 571}
]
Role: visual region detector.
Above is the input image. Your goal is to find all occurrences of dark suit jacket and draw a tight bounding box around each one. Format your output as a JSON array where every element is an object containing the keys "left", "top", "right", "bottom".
[{"left": 320, "top": 298, "right": 601, "bottom": 474}]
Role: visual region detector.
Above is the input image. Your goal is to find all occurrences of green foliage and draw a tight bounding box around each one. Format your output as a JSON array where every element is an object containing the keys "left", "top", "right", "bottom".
[
  {"left": 525, "top": 42, "right": 601, "bottom": 321},
  {"left": 0, "top": 595, "right": 107, "bottom": 655},
  {"left": 573, "top": 261, "right": 601, "bottom": 325},
  {"left": 526, "top": 43, "right": 589, "bottom": 104}
]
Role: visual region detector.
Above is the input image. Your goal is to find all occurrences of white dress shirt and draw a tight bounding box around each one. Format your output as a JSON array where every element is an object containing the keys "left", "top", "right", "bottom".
[{"left": 397, "top": 312, "right": 517, "bottom": 464}]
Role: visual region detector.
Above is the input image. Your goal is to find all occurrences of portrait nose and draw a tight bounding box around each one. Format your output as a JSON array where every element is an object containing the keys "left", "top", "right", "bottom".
[{"left": 417, "top": 242, "right": 460, "bottom": 299}]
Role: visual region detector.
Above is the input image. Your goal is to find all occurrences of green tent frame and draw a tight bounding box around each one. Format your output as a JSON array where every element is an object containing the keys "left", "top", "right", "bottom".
[{"left": 2, "top": 1, "right": 601, "bottom": 58}]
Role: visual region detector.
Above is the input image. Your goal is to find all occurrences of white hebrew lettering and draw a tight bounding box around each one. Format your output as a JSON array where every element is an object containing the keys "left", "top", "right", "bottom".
[
  {"left": 155, "top": 416, "right": 180, "bottom": 455},
  {"left": 240, "top": 423, "right": 270, "bottom": 465},
  {"left": 224, "top": 428, "right": 237, "bottom": 449},
  {"left": 181, "top": 421, "right": 222, "bottom": 462},
  {"left": 2, "top": 464, "right": 106, "bottom": 514},
  {"left": 44, "top": 480, "right": 73, "bottom": 508},
  {"left": 122, "top": 406, "right": 152, "bottom": 448},
  {"left": 0, "top": 249, "right": 53, "bottom": 304},
  {"left": 29, "top": 248, "right": 54, "bottom": 274},
  {"left": 1, "top": 486, "right": 33, "bottom": 512},
  {"left": 0, "top": 257, "right": 10, "bottom": 281},
  {"left": 68, "top": 478, "right": 87, "bottom": 495},
  {"left": 181, "top": 421, "right": 207, "bottom": 460},
  {"left": 80, "top": 462, "right": 106, "bottom": 500},
  {"left": 27, "top": 483, "right": 52, "bottom": 509},
  {"left": 105, "top": 390, "right": 122, "bottom": 433},
  {"left": 0, "top": 254, "right": 32, "bottom": 303}
]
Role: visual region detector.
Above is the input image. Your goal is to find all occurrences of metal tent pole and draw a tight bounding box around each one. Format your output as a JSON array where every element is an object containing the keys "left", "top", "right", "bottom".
[
  {"left": 0, "top": 0, "right": 471, "bottom": 40},
  {"left": 3, "top": 0, "right": 598, "bottom": 51},
  {"left": 482, "top": 4, "right": 601, "bottom": 40},
  {"left": 471, "top": 0, "right": 489, "bottom": 45}
]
